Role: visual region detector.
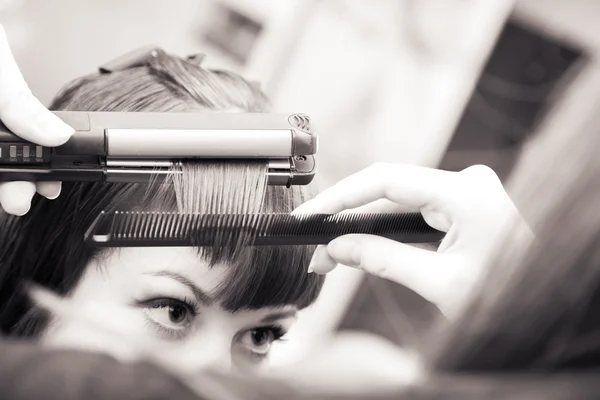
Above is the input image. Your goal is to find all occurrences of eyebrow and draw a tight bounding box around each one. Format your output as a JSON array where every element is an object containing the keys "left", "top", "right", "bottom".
[
  {"left": 260, "top": 310, "right": 297, "bottom": 324},
  {"left": 146, "top": 271, "right": 213, "bottom": 306}
]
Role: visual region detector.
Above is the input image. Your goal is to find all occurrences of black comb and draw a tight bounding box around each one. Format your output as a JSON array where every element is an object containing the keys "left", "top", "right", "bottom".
[{"left": 84, "top": 211, "right": 445, "bottom": 247}]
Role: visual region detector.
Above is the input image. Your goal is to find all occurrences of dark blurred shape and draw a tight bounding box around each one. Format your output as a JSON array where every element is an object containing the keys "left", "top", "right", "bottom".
[
  {"left": 440, "top": 20, "right": 581, "bottom": 182},
  {"left": 200, "top": 2, "right": 264, "bottom": 65},
  {"left": 0, "top": 338, "right": 199, "bottom": 400},
  {"left": 189, "top": 369, "right": 600, "bottom": 400},
  {"left": 337, "top": 18, "right": 582, "bottom": 347}
]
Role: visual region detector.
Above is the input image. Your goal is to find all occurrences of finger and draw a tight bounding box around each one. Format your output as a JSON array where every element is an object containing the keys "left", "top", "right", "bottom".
[
  {"left": 27, "top": 285, "right": 213, "bottom": 373},
  {"left": 29, "top": 285, "right": 171, "bottom": 363},
  {"left": 271, "top": 332, "right": 423, "bottom": 395},
  {"left": 27, "top": 285, "right": 144, "bottom": 341},
  {"left": 325, "top": 234, "right": 460, "bottom": 303},
  {"left": 35, "top": 181, "right": 61, "bottom": 200},
  {"left": 0, "top": 24, "right": 73, "bottom": 146},
  {"left": 292, "top": 163, "right": 457, "bottom": 215},
  {"left": 0, "top": 181, "right": 35, "bottom": 215},
  {"left": 340, "top": 199, "right": 414, "bottom": 214},
  {"left": 308, "top": 245, "right": 338, "bottom": 274},
  {"left": 30, "top": 287, "right": 146, "bottom": 363}
]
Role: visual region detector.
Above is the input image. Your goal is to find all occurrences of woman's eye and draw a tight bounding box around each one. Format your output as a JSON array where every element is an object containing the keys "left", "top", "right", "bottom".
[
  {"left": 142, "top": 298, "right": 196, "bottom": 332},
  {"left": 240, "top": 326, "right": 286, "bottom": 355}
]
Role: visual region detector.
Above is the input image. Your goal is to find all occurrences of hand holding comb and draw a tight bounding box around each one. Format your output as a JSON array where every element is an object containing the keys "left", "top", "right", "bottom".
[{"left": 84, "top": 212, "right": 445, "bottom": 247}]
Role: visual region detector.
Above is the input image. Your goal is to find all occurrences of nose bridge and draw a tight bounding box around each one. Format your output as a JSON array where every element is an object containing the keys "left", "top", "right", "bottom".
[{"left": 182, "top": 323, "right": 234, "bottom": 372}]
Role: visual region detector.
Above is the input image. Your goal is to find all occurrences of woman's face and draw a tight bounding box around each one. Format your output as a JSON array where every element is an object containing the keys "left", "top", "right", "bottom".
[{"left": 41, "top": 247, "right": 298, "bottom": 371}]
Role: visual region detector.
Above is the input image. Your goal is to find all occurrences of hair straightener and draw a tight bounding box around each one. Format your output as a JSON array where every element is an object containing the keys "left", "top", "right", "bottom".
[
  {"left": 0, "top": 46, "right": 445, "bottom": 246},
  {"left": 0, "top": 111, "right": 317, "bottom": 186}
]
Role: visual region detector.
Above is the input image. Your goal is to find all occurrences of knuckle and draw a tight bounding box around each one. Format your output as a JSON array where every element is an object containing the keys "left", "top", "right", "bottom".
[
  {"left": 366, "top": 162, "right": 396, "bottom": 189},
  {"left": 368, "top": 262, "right": 390, "bottom": 279},
  {"left": 461, "top": 164, "right": 496, "bottom": 177},
  {"left": 360, "top": 250, "right": 391, "bottom": 279},
  {"left": 460, "top": 164, "right": 501, "bottom": 185},
  {"left": 367, "top": 162, "right": 392, "bottom": 174}
]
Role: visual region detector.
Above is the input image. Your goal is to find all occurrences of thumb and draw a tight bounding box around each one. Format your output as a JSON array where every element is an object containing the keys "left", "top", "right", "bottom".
[
  {"left": 0, "top": 24, "right": 73, "bottom": 146},
  {"left": 1, "top": 96, "right": 74, "bottom": 146},
  {"left": 326, "top": 234, "right": 458, "bottom": 304}
]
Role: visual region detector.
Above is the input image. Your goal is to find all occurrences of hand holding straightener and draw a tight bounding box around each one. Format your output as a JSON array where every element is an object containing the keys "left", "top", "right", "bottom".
[{"left": 0, "top": 23, "right": 73, "bottom": 216}]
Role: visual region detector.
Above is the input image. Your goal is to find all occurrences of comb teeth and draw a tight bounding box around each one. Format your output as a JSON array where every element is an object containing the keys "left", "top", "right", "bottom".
[{"left": 85, "top": 212, "right": 445, "bottom": 247}]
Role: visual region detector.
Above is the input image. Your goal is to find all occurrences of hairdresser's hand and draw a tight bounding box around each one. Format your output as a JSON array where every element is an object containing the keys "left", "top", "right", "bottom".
[
  {"left": 293, "top": 163, "right": 533, "bottom": 317},
  {"left": 0, "top": 23, "right": 74, "bottom": 216},
  {"left": 29, "top": 286, "right": 224, "bottom": 375},
  {"left": 269, "top": 331, "right": 423, "bottom": 396},
  {"left": 29, "top": 286, "right": 245, "bottom": 400},
  {"left": 29, "top": 286, "right": 420, "bottom": 399}
]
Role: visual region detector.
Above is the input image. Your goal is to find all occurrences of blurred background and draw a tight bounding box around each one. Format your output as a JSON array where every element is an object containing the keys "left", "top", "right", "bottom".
[{"left": 0, "top": 0, "right": 594, "bottom": 363}]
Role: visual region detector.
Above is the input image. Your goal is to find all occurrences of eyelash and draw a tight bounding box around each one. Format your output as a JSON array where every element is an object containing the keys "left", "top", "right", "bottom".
[
  {"left": 252, "top": 325, "right": 287, "bottom": 345},
  {"left": 145, "top": 296, "right": 198, "bottom": 315},
  {"left": 240, "top": 325, "right": 288, "bottom": 360},
  {"left": 137, "top": 297, "right": 288, "bottom": 355},
  {"left": 138, "top": 297, "right": 198, "bottom": 340},
  {"left": 260, "top": 325, "right": 287, "bottom": 341}
]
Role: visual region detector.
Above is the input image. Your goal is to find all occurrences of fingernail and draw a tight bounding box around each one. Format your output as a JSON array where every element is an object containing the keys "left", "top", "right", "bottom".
[
  {"left": 291, "top": 206, "right": 305, "bottom": 216},
  {"left": 291, "top": 199, "right": 317, "bottom": 215},
  {"left": 328, "top": 238, "right": 361, "bottom": 267},
  {"left": 25, "top": 283, "right": 61, "bottom": 311}
]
